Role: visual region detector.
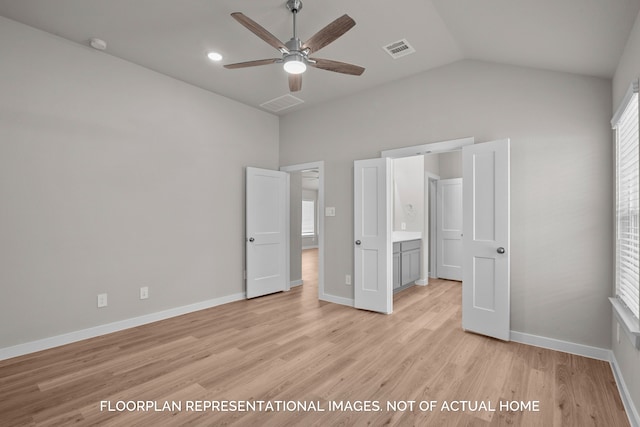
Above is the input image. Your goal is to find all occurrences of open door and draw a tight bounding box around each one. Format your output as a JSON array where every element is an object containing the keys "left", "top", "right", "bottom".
[
  {"left": 437, "top": 178, "right": 463, "bottom": 281},
  {"left": 462, "top": 139, "right": 510, "bottom": 340},
  {"left": 246, "top": 167, "right": 290, "bottom": 299},
  {"left": 354, "top": 158, "right": 393, "bottom": 314}
]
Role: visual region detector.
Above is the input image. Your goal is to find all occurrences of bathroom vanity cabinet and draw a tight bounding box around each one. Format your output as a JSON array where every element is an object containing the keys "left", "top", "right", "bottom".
[{"left": 393, "top": 239, "right": 421, "bottom": 292}]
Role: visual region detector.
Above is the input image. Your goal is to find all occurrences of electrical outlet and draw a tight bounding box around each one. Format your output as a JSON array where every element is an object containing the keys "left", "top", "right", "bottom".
[
  {"left": 345, "top": 274, "right": 351, "bottom": 285},
  {"left": 97, "top": 293, "right": 108, "bottom": 308},
  {"left": 140, "top": 286, "right": 149, "bottom": 300},
  {"left": 325, "top": 207, "right": 336, "bottom": 217},
  {"left": 401, "top": 222, "right": 407, "bottom": 230}
]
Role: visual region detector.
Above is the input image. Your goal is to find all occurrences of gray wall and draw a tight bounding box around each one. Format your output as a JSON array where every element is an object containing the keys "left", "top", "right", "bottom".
[
  {"left": 393, "top": 156, "right": 424, "bottom": 232},
  {"left": 612, "top": 7, "right": 640, "bottom": 416},
  {"left": 423, "top": 152, "right": 461, "bottom": 179},
  {"left": 0, "top": 17, "right": 279, "bottom": 348},
  {"left": 424, "top": 153, "right": 441, "bottom": 177},
  {"left": 280, "top": 59, "right": 613, "bottom": 349},
  {"left": 438, "top": 151, "right": 462, "bottom": 179}
]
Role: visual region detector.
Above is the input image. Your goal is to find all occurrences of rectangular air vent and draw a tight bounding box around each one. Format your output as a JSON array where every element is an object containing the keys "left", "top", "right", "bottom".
[
  {"left": 383, "top": 39, "right": 416, "bottom": 59},
  {"left": 260, "top": 94, "right": 304, "bottom": 113}
]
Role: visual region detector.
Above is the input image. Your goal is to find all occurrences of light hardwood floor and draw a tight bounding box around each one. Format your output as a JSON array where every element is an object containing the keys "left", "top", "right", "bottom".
[{"left": 0, "top": 249, "right": 629, "bottom": 426}]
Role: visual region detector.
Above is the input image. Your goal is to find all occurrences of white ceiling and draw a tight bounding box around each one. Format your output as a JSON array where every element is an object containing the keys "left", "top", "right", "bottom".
[{"left": 0, "top": 0, "right": 638, "bottom": 115}]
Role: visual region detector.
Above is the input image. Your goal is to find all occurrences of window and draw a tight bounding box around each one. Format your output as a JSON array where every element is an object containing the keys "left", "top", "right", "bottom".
[
  {"left": 301, "top": 200, "right": 315, "bottom": 236},
  {"left": 612, "top": 80, "right": 640, "bottom": 341}
]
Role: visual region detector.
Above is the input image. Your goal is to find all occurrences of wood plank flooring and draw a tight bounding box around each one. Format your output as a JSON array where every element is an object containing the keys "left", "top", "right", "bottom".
[{"left": 0, "top": 249, "right": 629, "bottom": 426}]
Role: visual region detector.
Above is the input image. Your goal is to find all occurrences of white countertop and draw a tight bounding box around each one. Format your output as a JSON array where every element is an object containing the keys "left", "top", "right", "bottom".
[{"left": 392, "top": 231, "right": 422, "bottom": 242}]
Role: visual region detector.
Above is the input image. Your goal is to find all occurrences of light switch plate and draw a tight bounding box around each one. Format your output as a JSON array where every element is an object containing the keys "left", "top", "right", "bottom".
[{"left": 325, "top": 207, "right": 336, "bottom": 217}]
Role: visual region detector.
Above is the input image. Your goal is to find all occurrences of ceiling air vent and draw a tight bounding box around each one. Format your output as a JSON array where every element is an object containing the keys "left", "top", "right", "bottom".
[
  {"left": 383, "top": 39, "right": 416, "bottom": 59},
  {"left": 260, "top": 94, "right": 304, "bottom": 113}
]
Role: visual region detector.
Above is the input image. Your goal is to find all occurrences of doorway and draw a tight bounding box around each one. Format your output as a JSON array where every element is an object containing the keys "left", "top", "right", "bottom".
[
  {"left": 424, "top": 150, "right": 463, "bottom": 281},
  {"left": 280, "top": 161, "right": 325, "bottom": 301},
  {"left": 300, "top": 169, "right": 319, "bottom": 297},
  {"left": 362, "top": 137, "right": 511, "bottom": 341}
]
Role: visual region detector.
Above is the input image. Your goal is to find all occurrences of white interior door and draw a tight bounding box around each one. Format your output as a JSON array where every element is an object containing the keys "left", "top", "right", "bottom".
[
  {"left": 462, "top": 139, "right": 510, "bottom": 341},
  {"left": 246, "top": 167, "right": 290, "bottom": 299},
  {"left": 354, "top": 157, "right": 393, "bottom": 314},
  {"left": 437, "top": 178, "right": 463, "bottom": 281}
]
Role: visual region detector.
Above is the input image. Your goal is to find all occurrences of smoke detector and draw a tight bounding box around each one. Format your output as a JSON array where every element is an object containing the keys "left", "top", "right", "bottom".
[{"left": 90, "top": 38, "right": 107, "bottom": 50}]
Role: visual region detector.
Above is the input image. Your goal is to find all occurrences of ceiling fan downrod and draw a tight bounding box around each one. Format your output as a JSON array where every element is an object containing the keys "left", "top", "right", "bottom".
[
  {"left": 284, "top": 0, "right": 310, "bottom": 73},
  {"left": 286, "top": 0, "right": 303, "bottom": 50}
]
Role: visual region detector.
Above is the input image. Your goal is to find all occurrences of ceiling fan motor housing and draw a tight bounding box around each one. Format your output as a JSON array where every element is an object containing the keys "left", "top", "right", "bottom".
[{"left": 285, "top": 38, "right": 304, "bottom": 52}]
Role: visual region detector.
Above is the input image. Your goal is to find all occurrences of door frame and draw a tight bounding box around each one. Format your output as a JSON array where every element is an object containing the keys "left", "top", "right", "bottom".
[
  {"left": 382, "top": 136, "right": 511, "bottom": 341},
  {"left": 383, "top": 138, "right": 473, "bottom": 283},
  {"left": 280, "top": 161, "right": 325, "bottom": 301},
  {"left": 380, "top": 137, "right": 475, "bottom": 158},
  {"left": 426, "top": 172, "right": 440, "bottom": 279}
]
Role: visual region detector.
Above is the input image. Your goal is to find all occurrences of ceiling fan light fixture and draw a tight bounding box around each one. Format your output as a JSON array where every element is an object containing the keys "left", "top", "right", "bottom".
[
  {"left": 283, "top": 54, "right": 307, "bottom": 74},
  {"left": 207, "top": 51, "right": 223, "bottom": 61}
]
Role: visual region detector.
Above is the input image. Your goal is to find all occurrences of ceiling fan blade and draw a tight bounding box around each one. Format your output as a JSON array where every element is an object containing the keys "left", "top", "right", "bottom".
[
  {"left": 309, "top": 58, "right": 365, "bottom": 76},
  {"left": 224, "top": 59, "right": 280, "bottom": 69},
  {"left": 289, "top": 74, "right": 302, "bottom": 92},
  {"left": 231, "top": 12, "right": 288, "bottom": 53},
  {"left": 303, "top": 14, "right": 356, "bottom": 53}
]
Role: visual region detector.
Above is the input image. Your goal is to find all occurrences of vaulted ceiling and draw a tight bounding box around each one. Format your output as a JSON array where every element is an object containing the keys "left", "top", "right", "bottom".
[{"left": 0, "top": 0, "right": 638, "bottom": 114}]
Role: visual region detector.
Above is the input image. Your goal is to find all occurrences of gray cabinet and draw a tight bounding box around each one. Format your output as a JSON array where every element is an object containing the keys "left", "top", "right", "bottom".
[
  {"left": 393, "top": 239, "right": 421, "bottom": 293},
  {"left": 393, "top": 243, "right": 401, "bottom": 290}
]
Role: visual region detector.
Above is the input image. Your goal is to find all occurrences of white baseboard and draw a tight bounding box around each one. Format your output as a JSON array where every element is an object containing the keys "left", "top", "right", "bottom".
[
  {"left": 415, "top": 278, "right": 429, "bottom": 286},
  {"left": 511, "top": 330, "right": 639, "bottom": 426},
  {"left": 510, "top": 330, "right": 611, "bottom": 361},
  {"left": 610, "top": 352, "right": 640, "bottom": 427},
  {"left": 3, "top": 295, "right": 637, "bottom": 427},
  {"left": 302, "top": 245, "right": 319, "bottom": 250},
  {"left": 0, "top": 292, "right": 245, "bottom": 361},
  {"left": 319, "top": 292, "right": 354, "bottom": 307},
  {"left": 290, "top": 279, "right": 303, "bottom": 287}
]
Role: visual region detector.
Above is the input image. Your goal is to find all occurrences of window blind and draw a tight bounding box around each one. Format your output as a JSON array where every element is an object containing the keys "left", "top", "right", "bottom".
[
  {"left": 614, "top": 85, "right": 640, "bottom": 320},
  {"left": 301, "top": 200, "right": 315, "bottom": 235}
]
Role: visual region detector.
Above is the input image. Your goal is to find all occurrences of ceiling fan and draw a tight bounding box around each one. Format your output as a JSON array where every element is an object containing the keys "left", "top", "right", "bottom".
[{"left": 224, "top": 0, "right": 365, "bottom": 92}]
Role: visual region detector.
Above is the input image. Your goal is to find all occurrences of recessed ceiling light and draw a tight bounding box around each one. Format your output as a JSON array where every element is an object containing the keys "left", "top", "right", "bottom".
[{"left": 207, "top": 52, "right": 223, "bottom": 61}]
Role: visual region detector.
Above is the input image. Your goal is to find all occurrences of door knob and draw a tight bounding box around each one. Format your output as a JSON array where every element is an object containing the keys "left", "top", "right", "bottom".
[
  {"left": 497, "top": 247, "right": 505, "bottom": 254},
  {"left": 355, "top": 240, "right": 361, "bottom": 245},
  {"left": 249, "top": 237, "right": 255, "bottom": 242}
]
